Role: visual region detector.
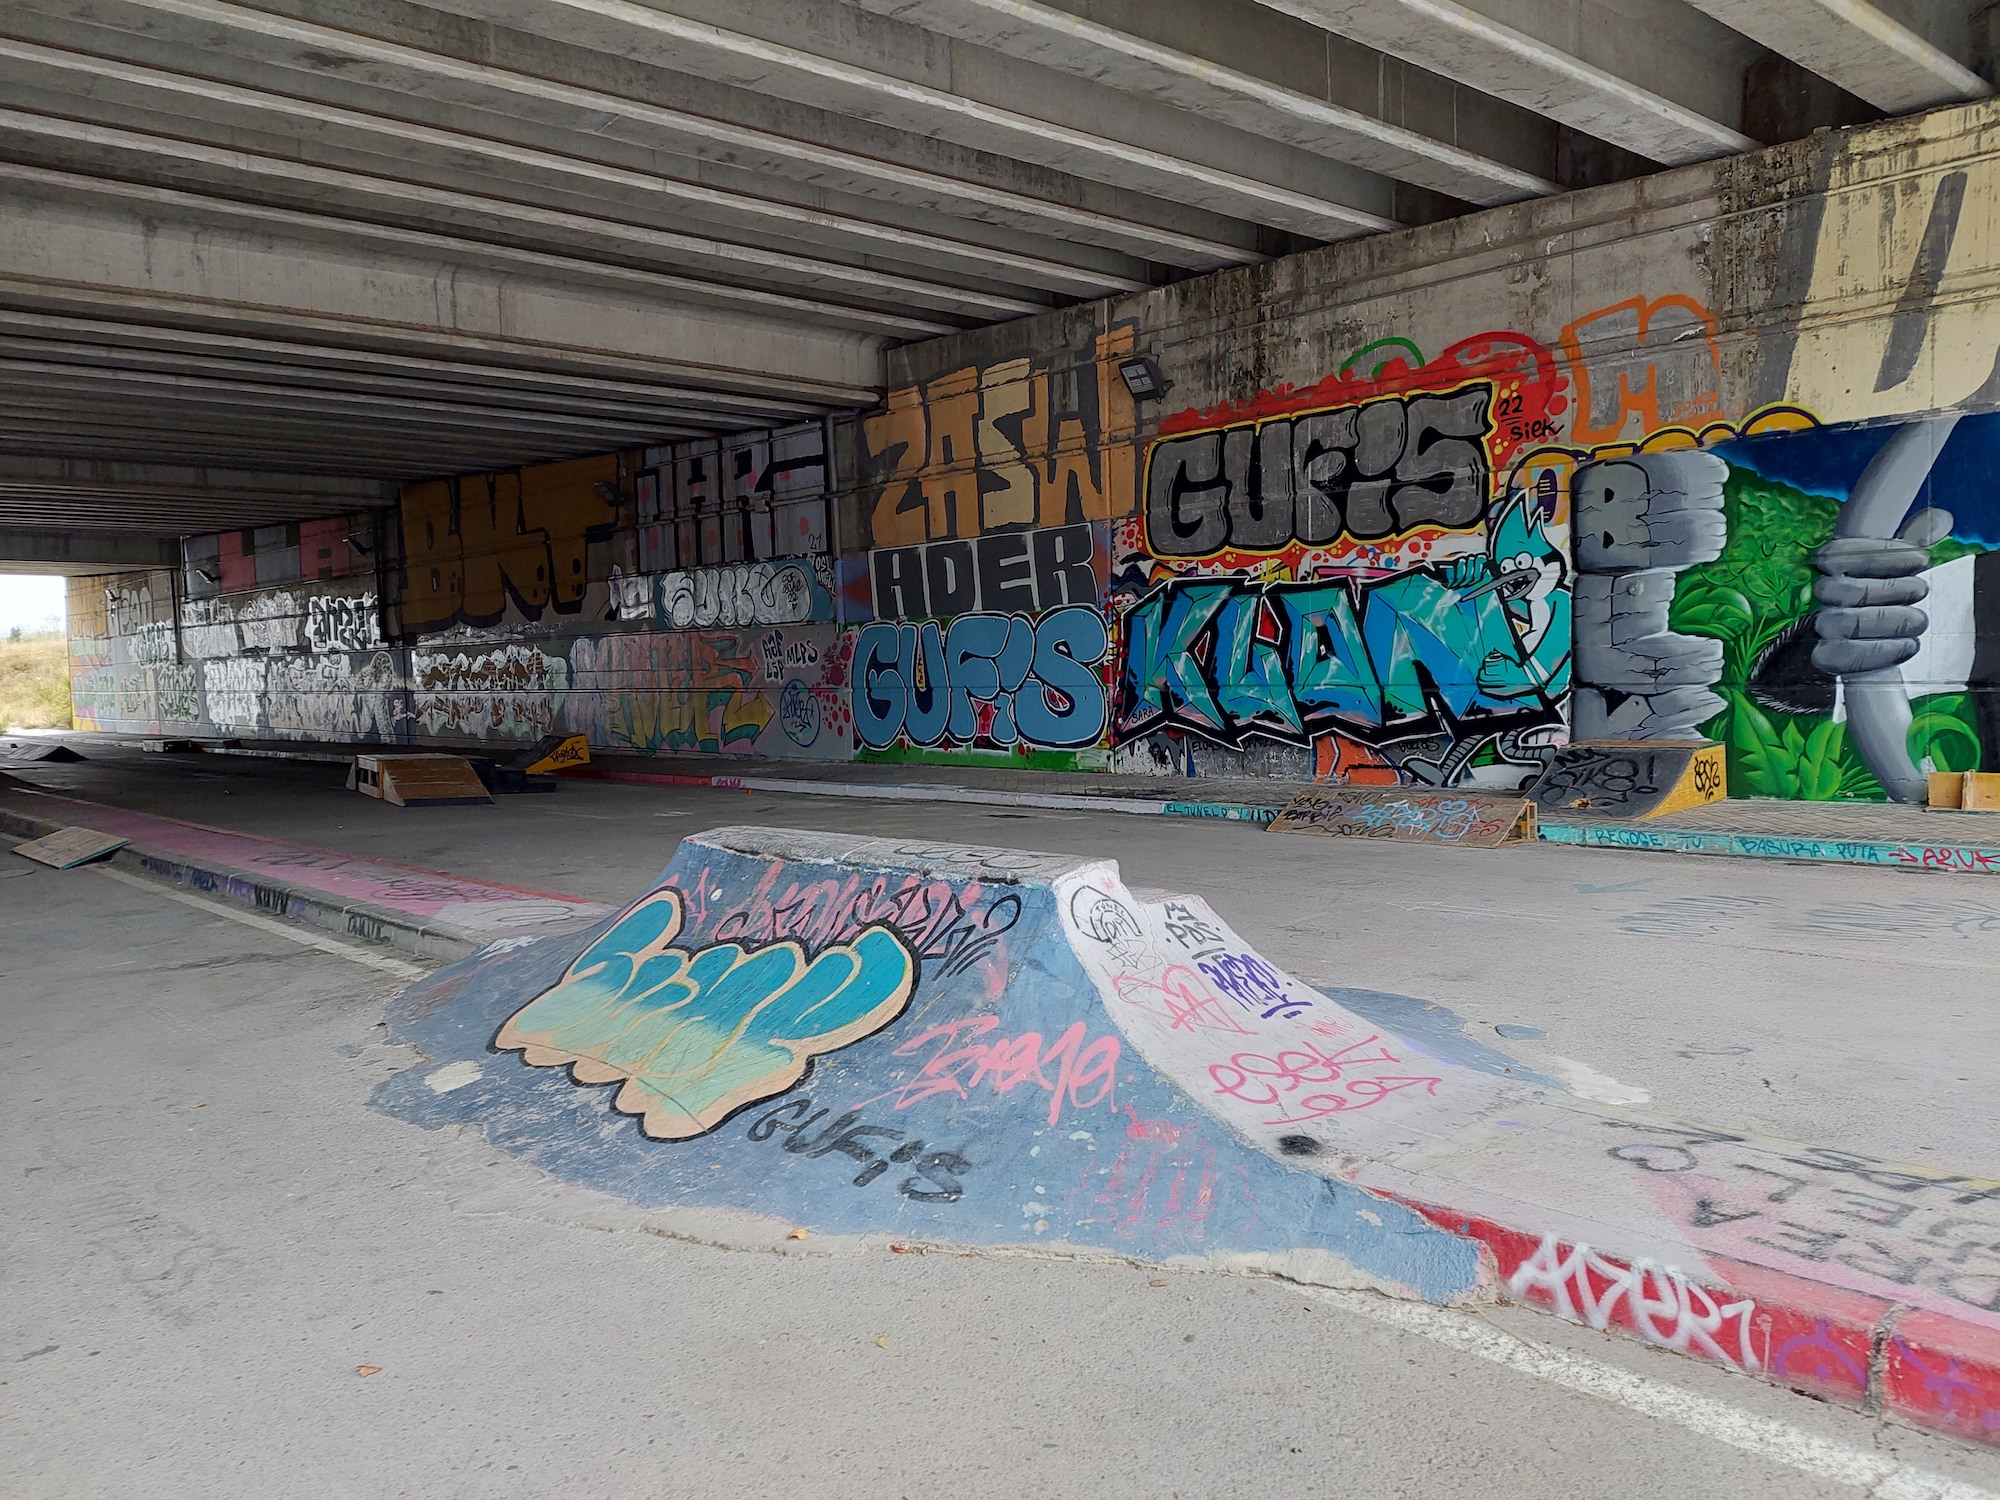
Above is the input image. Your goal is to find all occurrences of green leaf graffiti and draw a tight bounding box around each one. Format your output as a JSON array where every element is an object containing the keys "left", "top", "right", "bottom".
[
  {"left": 1796, "top": 718, "right": 1847, "bottom": 801},
  {"left": 1669, "top": 464, "right": 1981, "bottom": 801},
  {"left": 1909, "top": 694, "right": 1984, "bottom": 775}
]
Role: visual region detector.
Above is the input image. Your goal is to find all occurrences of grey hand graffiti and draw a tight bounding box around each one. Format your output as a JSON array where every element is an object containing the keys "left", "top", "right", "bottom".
[
  {"left": 1573, "top": 684, "right": 1733, "bottom": 741},
  {"left": 1809, "top": 511, "right": 1952, "bottom": 676},
  {"left": 1573, "top": 453, "right": 1728, "bottom": 573},
  {"left": 1821, "top": 416, "right": 1960, "bottom": 802},
  {"left": 1572, "top": 571, "right": 1727, "bottom": 738},
  {"left": 1571, "top": 450, "right": 1730, "bottom": 741}
]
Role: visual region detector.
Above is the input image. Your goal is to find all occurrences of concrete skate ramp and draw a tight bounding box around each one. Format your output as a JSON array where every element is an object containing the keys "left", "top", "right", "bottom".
[
  {"left": 374, "top": 826, "right": 2000, "bottom": 1443},
  {"left": 375, "top": 825, "right": 1544, "bottom": 1299}
]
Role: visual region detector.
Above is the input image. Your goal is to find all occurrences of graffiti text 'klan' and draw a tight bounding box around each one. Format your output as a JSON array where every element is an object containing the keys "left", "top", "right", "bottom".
[{"left": 1119, "top": 569, "right": 1566, "bottom": 750}]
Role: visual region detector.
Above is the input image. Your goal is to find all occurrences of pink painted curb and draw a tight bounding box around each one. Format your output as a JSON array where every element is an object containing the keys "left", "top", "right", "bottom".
[
  {"left": 1, "top": 789, "right": 612, "bottom": 954},
  {"left": 1402, "top": 1200, "right": 2000, "bottom": 1444}
]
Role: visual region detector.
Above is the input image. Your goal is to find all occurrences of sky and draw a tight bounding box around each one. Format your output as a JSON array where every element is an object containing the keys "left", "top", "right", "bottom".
[
  {"left": 1717, "top": 410, "right": 2000, "bottom": 546},
  {"left": 0, "top": 575, "right": 67, "bottom": 635}
]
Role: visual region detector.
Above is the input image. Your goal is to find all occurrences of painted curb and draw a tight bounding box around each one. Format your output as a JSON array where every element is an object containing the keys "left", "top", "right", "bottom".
[
  {"left": 1540, "top": 819, "right": 2000, "bottom": 874},
  {"left": 1409, "top": 1203, "right": 2000, "bottom": 1446},
  {"left": 0, "top": 804, "right": 481, "bottom": 960}
]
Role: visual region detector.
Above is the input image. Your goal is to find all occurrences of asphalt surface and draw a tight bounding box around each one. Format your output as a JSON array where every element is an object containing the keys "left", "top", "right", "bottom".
[
  {"left": 7, "top": 856, "right": 2000, "bottom": 1499},
  {"left": 5, "top": 745, "right": 1997, "bottom": 1171}
]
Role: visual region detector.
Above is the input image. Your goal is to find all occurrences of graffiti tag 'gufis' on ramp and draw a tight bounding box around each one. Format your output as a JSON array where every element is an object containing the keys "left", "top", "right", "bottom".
[{"left": 376, "top": 827, "right": 2000, "bottom": 1447}]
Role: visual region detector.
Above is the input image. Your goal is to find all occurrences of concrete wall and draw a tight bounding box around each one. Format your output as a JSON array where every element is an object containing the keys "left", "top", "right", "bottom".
[
  {"left": 68, "top": 427, "right": 856, "bottom": 760},
  {"left": 67, "top": 98, "right": 2000, "bottom": 800}
]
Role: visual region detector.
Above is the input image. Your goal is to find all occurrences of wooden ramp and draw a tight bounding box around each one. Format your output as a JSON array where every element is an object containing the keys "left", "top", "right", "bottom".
[
  {"left": 0, "top": 739, "right": 85, "bottom": 763},
  {"left": 1269, "top": 786, "right": 1536, "bottom": 846},
  {"left": 1528, "top": 741, "right": 1725, "bottom": 820},
  {"left": 13, "top": 825, "right": 129, "bottom": 868},
  {"left": 354, "top": 754, "right": 493, "bottom": 808},
  {"left": 516, "top": 733, "right": 589, "bottom": 775}
]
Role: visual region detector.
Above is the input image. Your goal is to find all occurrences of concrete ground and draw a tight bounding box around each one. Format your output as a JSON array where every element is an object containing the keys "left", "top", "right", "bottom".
[
  {"left": 5, "top": 744, "right": 1996, "bottom": 1170},
  {"left": 7, "top": 855, "right": 2000, "bottom": 1500}
]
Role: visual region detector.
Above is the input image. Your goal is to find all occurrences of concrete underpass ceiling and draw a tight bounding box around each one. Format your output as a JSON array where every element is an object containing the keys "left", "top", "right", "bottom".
[{"left": 0, "top": 0, "right": 1991, "bottom": 565}]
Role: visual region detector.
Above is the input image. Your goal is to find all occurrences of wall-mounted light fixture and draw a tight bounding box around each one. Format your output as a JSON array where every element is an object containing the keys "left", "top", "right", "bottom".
[
  {"left": 191, "top": 566, "right": 220, "bottom": 584},
  {"left": 1117, "top": 356, "right": 1172, "bottom": 402},
  {"left": 346, "top": 535, "right": 373, "bottom": 557}
]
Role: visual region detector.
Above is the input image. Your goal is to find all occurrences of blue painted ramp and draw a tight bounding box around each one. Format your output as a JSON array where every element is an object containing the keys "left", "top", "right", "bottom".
[{"left": 374, "top": 827, "right": 1530, "bottom": 1301}]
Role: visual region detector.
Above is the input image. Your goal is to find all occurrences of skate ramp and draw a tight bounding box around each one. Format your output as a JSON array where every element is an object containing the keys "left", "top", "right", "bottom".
[
  {"left": 373, "top": 825, "right": 1545, "bottom": 1300},
  {"left": 373, "top": 826, "right": 2000, "bottom": 1444}
]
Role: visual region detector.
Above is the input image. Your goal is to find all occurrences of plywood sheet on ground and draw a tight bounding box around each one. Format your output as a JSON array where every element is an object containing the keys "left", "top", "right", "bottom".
[
  {"left": 14, "top": 825, "right": 129, "bottom": 868},
  {"left": 1268, "top": 787, "right": 1536, "bottom": 846}
]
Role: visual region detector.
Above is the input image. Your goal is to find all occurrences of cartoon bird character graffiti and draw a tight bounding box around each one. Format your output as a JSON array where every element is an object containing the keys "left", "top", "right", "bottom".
[{"left": 1437, "top": 489, "right": 1573, "bottom": 702}]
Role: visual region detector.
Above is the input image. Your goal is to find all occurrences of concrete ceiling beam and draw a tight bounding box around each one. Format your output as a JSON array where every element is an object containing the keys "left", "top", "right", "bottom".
[
  {"left": 59, "top": 0, "right": 1259, "bottom": 269},
  {"left": 414, "top": 0, "right": 1401, "bottom": 237},
  {"left": 847, "top": 0, "right": 1557, "bottom": 204},
  {"left": 1252, "top": 0, "right": 1759, "bottom": 163},
  {"left": 11, "top": 339, "right": 742, "bottom": 430},
  {"left": 0, "top": 166, "right": 897, "bottom": 410},
  {"left": 0, "top": 280, "right": 878, "bottom": 411},
  {"left": 0, "top": 432, "right": 458, "bottom": 478},
  {"left": 0, "top": 37, "right": 1144, "bottom": 301},
  {"left": 0, "top": 528, "right": 184, "bottom": 570},
  {"left": 1679, "top": 0, "right": 1989, "bottom": 113},
  {"left": 0, "top": 366, "right": 715, "bottom": 448},
  {"left": 0, "top": 111, "right": 1042, "bottom": 325},
  {"left": 0, "top": 457, "right": 388, "bottom": 498},
  {"left": 0, "top": 159, "right": 956, "bottom": 344},
  {"left": 0, "top": 421, "right": 584, "bottom": 480},
  {"left": 0, "top": 312, "right": 827, "bottom": 427},
  {"left": 0, "top": 397, "right": 706, "bottom": 464}
]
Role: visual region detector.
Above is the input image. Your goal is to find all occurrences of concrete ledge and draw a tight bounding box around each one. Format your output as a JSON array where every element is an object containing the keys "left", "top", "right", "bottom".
[
  {"left": 117, "top": 843, "right": 484, "bottom": 962},
  {"left": 1409, "top": 1201, "right": 2000, "bottom": 1444},
  {"left": 0, "top": 794, "right": 613, "bottom": 959},
  {"left": 1540, "top": 820, "right": 2000, "bottom": 874},
  {"left": 586, "top": 766, "right": 2000, "bottom": 868},
  {"left": 0, "top": 804, "right": 480, "bottom": 961},
  {"left": 580, "top": 766, "right": 1286, "bottom": 823}
]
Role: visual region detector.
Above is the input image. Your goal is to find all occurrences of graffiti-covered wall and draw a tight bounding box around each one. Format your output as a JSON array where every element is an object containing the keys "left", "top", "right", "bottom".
[
  {"left": 65, "top": 99, "right": 2000, "bottom": 801},
  {"left": 836, "top": 98, "right": 2000, "bottom": 800},
  {"left": 70, "top": 424, "right": 854, "bottom": 760},
  {"left": 69, "top": 517, "right": 400, "bottom": 743}
]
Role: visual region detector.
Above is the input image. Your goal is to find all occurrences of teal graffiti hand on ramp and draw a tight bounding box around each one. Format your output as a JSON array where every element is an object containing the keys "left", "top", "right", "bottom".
[{"left": 495, "top": 888, "right": 918, "bottom": 1139}]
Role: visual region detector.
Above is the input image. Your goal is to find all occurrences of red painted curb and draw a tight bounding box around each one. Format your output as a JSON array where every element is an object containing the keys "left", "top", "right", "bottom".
[
  {"left": 1402, "top": 1199, "right": 2000, "bottom": 1444},
  {"left": 1886, "top": 1311, "right": 2000, "bottom": 1442}
]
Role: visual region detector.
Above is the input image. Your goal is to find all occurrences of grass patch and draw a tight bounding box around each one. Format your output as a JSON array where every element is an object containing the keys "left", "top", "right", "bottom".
[{"left": 0, "top": 633, "right": 73, "bottom": 729}]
